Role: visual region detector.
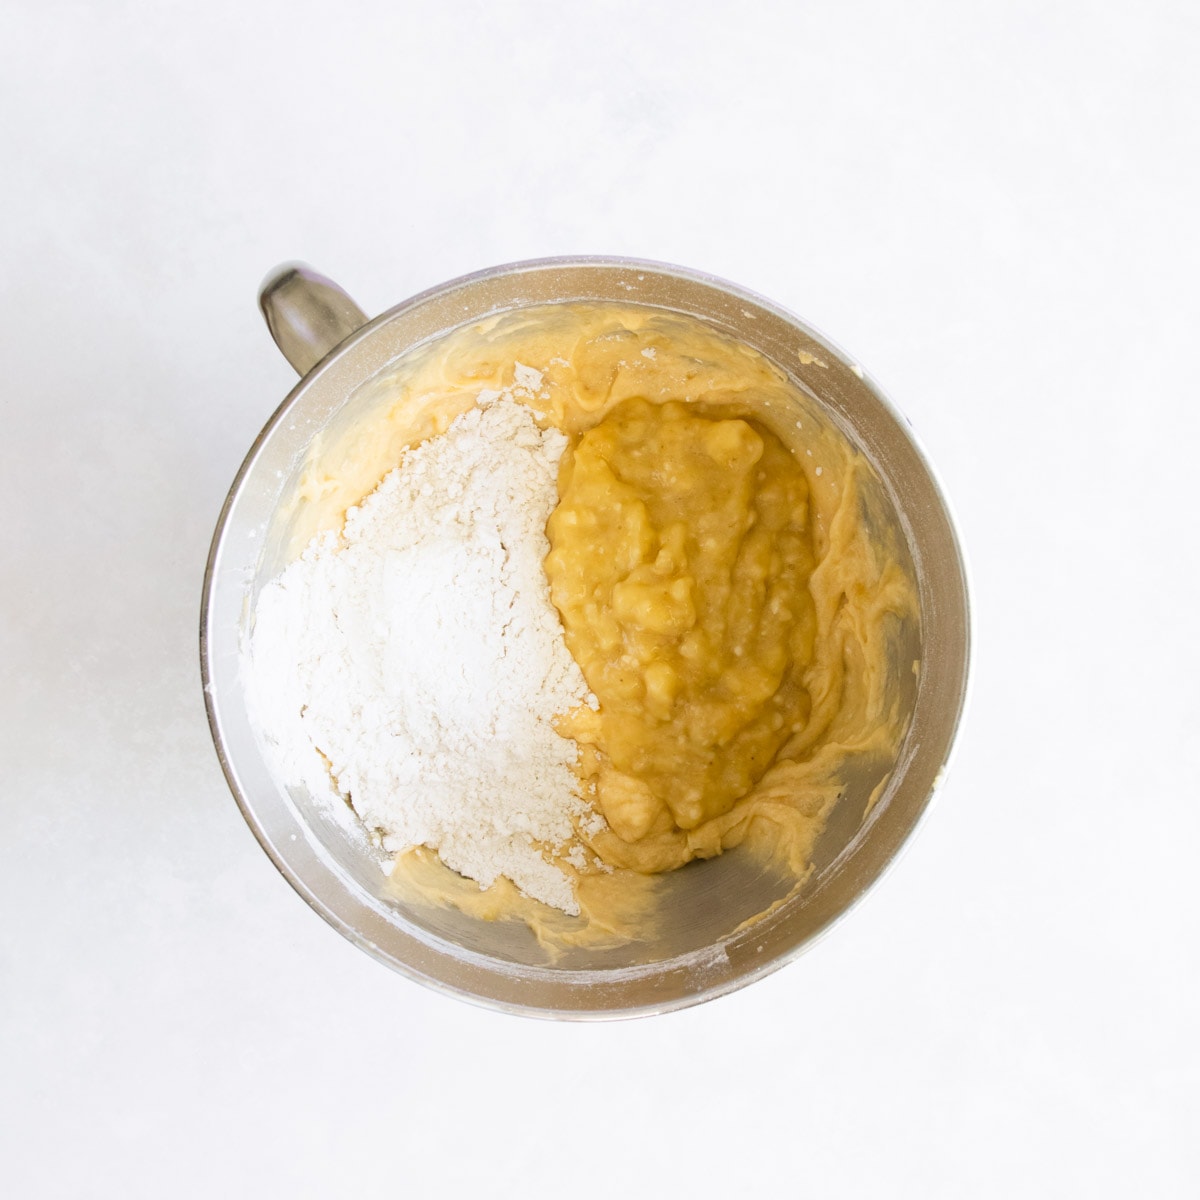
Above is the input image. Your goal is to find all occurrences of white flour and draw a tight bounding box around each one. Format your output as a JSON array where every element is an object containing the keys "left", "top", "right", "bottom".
[{"left": 247, "top": 392, "right": 599, "bottom": 915}]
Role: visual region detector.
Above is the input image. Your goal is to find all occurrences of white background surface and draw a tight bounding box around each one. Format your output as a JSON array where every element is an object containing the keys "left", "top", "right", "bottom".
[{"left": 2, "top": 1, "right": 1197, "bottom": 1195}]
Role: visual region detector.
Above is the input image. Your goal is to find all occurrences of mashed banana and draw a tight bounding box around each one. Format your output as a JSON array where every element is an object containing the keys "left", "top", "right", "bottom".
[{"left": 547, "top": 398, "right": 819, "bottom": 847}]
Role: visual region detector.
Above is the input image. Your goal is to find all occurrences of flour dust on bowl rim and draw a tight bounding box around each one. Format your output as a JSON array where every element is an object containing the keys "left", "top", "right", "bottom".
[{"left": 200, "top": 256, "right": 971, "bottom": 1019}]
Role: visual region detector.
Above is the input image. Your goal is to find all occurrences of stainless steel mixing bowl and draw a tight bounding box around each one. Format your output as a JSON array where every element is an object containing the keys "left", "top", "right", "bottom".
[{"left": 201, "top": 257, "right": 970, "bottom": 1018}]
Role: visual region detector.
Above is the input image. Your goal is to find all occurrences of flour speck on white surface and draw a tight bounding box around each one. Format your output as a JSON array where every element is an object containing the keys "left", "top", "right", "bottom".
[{"left": 247, "top": 394, "right": 600, "bottom": 915}]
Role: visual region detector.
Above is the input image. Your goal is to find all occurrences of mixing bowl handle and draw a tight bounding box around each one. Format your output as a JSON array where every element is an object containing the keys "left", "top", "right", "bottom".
[{"left": 258, "top": 263, "right": 369, "bottom": 376}]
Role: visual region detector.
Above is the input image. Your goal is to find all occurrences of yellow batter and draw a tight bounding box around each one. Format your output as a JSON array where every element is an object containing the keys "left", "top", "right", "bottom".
[{"left": 278, "top": 303, "right": 917, "bottom": 944}]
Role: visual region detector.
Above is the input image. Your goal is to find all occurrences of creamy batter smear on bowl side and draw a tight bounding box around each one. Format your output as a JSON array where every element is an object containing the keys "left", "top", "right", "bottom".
[{"left": 246, "top": 304, "right": 916, "bottom": 933}]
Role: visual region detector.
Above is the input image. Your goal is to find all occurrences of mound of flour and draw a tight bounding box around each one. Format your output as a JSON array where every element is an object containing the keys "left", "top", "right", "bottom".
[{"left": 247, "top": 393, "right": 598, "bottom": 915}]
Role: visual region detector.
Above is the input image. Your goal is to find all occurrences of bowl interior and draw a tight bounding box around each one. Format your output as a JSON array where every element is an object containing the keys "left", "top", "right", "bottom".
[{"left": 202, "top": 259, "right": 969, "bottom": 1016}]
